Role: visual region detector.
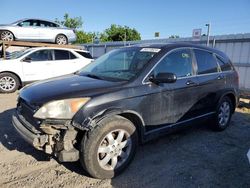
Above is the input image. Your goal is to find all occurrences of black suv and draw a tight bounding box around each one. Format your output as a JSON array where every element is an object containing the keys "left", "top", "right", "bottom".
[{"left": 12, "top": 43, "right": 239, "bottom": 179}]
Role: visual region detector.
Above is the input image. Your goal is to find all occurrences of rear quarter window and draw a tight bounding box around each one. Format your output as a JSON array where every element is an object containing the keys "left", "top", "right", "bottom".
[
  {"left": 216, "top": 55, "right": 232, "bottom": 71},
  {"left": 194, "top": 49, "right": 219, "bottom": 74}
]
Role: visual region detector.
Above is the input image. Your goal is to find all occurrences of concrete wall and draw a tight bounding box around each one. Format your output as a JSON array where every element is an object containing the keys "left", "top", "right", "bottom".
[{"left": 83, "top": 33, "right": 250, "bottom": 91}]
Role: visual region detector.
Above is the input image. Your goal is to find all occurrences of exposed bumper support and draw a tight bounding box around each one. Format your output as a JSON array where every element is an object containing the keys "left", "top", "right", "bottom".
[{"left": 12, "top": 112, "right": 79, "bottom": 162}]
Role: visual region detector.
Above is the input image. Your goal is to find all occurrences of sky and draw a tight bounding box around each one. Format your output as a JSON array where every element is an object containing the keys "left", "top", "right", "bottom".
[{"left": 1, "top": 0, "right": 250, "bottom": 39}]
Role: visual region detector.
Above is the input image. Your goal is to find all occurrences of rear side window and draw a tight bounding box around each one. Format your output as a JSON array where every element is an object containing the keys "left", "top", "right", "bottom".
[
  {"left": 153, "top": 49, "right": 193, "bottom": 78},
  {"left": 76, "top": 51, "right": 93, "bottom": 59},
  {"left": 216, "top": 56, "right": 232, "bottom": 71},
  {"left": 40, "top": 21, "right": 58, "bottom": 27},
  {"left": 194, "top": 49, "right": 219, "bottom": 74},
  {"left": 54, "top": 50, "right": 77, "bottom": 60}
]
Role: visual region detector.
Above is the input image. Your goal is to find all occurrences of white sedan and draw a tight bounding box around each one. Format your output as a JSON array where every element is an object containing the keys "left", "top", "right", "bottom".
[
  {"left": 0, "top": 18, "right": 76, "bottom": 44},
  {"left": 0, "top": 47, "right": 93, "bottom": 93}
]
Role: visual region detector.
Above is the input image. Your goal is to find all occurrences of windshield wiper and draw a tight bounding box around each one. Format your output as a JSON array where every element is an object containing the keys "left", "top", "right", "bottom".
[{"left": 86, "top": 73, "right": 104, "bottom": 80}]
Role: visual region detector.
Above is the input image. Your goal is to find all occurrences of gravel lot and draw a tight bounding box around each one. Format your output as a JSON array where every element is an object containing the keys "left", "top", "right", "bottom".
[{"left": 0, "top": 93, "right": 249, "bottom": 188}]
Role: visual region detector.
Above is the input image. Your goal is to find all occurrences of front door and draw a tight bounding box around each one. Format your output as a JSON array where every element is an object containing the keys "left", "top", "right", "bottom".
[
  {"left": 22, "top": 49, "right": 53, "bottom": 81},
  {"left": 142, "top": 48, "right": 199, "bottom": 127},
  {"left": 16, "top": 19, "right": 40, "bottom": 40}
]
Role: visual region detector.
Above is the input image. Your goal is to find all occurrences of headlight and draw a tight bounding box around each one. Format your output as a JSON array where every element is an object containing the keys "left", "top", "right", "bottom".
[{"left": 33, "top": 98, "right": 90, "bottom": 119}]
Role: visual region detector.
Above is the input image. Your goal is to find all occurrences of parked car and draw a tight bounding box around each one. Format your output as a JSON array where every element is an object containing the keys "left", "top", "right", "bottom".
[
  {"left": 0, "top": 18, "right": 76, "bottom": 44},
  {"left": 0, "top": 47, "right": 92, "bottom": 93},
  {"left": 12, "top": 43, "right": 239, "bottom": 179}
]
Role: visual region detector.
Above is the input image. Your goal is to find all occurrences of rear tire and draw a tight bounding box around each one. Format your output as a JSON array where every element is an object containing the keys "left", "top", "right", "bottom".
[
  {"left": 55, "top": 34, "right": 68, "bottom": 45},
  {"left": 211, "top": 96, "right": 233, "bottom": 131},
  {"left": 0, "top": 73, "right": 20, "bottom": 93},
  {"left": 80, "top": 115, "right": 138, "bottom": 179}
]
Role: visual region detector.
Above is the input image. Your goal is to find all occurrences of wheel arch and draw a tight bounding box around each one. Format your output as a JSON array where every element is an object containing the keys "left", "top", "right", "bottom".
[
  {"left": 0, "top": 30, "right": 15, "bottom": 40},
  {"left": 219, "top": 91, "right": 238, "bottom": 113},
  {"left": 80, "top": 109, "right": 145, "bottom": 143},
  {"left": 55, "top": 33, "right": 68, "bottom": 43}
]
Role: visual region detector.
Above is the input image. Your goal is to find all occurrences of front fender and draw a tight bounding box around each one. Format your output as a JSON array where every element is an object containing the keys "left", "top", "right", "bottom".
[{"left": 72, "top": 107, "right": 144, "bottom": 131}]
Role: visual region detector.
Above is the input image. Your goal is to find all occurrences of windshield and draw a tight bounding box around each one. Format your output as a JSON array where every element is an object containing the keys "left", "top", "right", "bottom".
[
  {"left": 11, "top": 19, "right": 23, "bottom": 25},
  {"left": 78, "top": 47, "right": 160, "bottom": 81},
  {"left": 9, "top": 48, "right": 33, "bottom": 59}
]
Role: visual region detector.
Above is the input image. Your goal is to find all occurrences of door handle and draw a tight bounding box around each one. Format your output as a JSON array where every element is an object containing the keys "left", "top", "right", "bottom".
[
  {"left": 217, "top": 75, "right": 225, "bottom": 80},
  {"left": 186, "top": 80, "right": 197, "bottom": 85}
]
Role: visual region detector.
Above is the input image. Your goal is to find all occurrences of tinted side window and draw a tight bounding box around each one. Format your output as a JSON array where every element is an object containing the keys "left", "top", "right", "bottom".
[
  {"left": 26, "top": 50, "right": 52, "bottom": 61},
  {"left": 40, "top": 21, "right": 58, "bottom": 27},
  {"left": 69, "top": 52, "right": 77, "bottom": 59},
  {"left": 19, "top": 20, "right": 31, "bottom": 27},
  {"left": 76, "top": 51, "right": 93, "bottom": 59},
  {"left": 54, "top": 50, "right": 76, "bottom": 60},
  {"left": 153, "top": 49, "right": 193, "bottom": 78},
  {"left": 216, "top": 56, "right": 232, "bottom": 71},
  {"left": 194, "top": 49, "right": 219, "bottom": 74}
]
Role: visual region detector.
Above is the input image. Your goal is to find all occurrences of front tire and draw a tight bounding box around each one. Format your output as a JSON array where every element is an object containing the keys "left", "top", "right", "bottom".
[
  {"left": 0, "top": 30, "right": 14, "bottom": 41},
  {"left": 80, "top": 115, "right": 138, "bottom": 179},
  {"left": 0, "top": 73, "right": 20, "bottom": 93},
  {"left": 211, "top": 96, "right": 233, "bottom": 131},
  {"left": 55, "top": 34, "right": 68, "bottom": 45}
]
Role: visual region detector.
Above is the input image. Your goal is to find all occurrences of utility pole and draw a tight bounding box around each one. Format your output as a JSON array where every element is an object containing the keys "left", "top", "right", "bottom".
[{"left": 205, "top": 23, "right": 211, "bottom": 46}]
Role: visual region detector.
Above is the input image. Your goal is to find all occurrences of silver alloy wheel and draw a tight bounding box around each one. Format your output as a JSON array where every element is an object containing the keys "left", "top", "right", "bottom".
[
  {"left": 97, "top": 129, "right": 132, "bottom": 171},
  {"left": 56, "top": 35, "right": 67, "bottom": 45},
  {"left": 0, "top": 76, "right": 16, "bottom": 91},
  {"left": 218, "top": 101, "right": 230, "bottom": 127},
  {"left": 1, "top": 31, "right": 14, "bottom": 41}
]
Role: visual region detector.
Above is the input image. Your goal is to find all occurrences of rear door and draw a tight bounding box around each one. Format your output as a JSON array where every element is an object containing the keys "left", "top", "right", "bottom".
[
  {"left": 50, "top": 49, "right": 80, "bottom": 77},
  {"left": 192, "top": 49, "right": 224, "bottom": 114},
  {"left": 22, "top": 49, "right": 53, "bottom": 81},
  {"left": 38, "top": 20, "right": 59, "bottom": 41}
]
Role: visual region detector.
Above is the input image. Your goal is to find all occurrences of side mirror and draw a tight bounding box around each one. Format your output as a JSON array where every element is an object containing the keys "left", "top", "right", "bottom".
[
  {"left": 149, "top": 72, "right": 177, "bottom": 84},
  {"left": 23, "top": 57, "right": 32, "bottom": 63}
]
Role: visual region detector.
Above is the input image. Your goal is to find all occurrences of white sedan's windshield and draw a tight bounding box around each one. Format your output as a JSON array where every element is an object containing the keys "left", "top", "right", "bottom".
[
  {"left": 9, "top": 49, "right": 33, "bottom": 59},
  {"left": 78, "top": 47, "right": 160, "bottom": 81}
]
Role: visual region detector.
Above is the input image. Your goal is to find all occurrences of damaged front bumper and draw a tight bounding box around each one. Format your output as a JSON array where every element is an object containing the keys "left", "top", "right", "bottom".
[{"left": 12, "top": 111, "right": 80, "bottom": 162}]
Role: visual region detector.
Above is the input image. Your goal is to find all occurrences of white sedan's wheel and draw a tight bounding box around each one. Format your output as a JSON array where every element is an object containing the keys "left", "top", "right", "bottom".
[
  {"left": 0, "top": 73, "right": 20, "bottom": 93},
  {"left": 56, "top": 35, "right": 67, "bottom": 45},
  {"left": 1, "top": 31, "right": 14, "bottom": 41}
]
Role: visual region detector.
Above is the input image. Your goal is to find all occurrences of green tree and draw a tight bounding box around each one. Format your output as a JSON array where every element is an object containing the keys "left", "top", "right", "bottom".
[
  {"left": 75, "top": 31, "right": 101, "bottom": 44},
  {"left": 101, "top": 24, "right": 141, "bottom": 42},
  {"left": 55, "top": 13, "right": 83, "bottom": 29}
]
